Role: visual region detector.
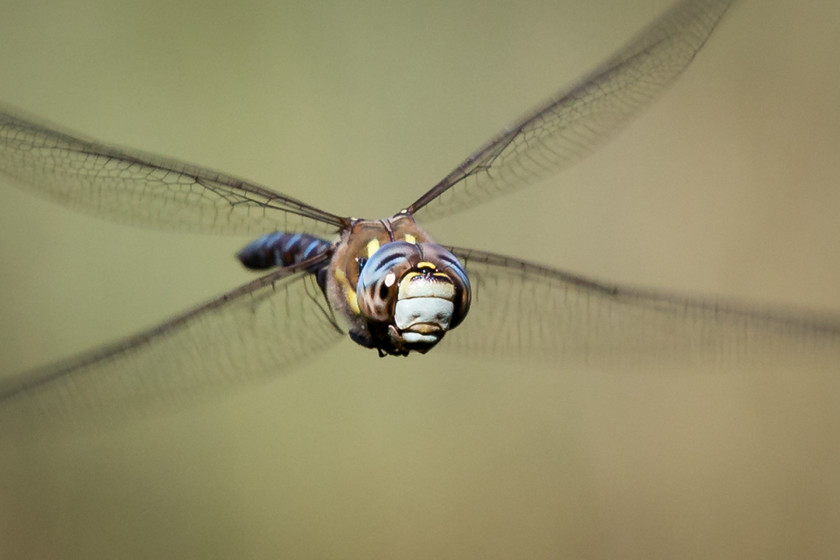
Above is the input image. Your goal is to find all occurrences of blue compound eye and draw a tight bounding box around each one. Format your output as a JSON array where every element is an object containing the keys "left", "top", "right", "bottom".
[
  {"left": 356, "top": 242, "right": 417, "bottom": 322},
  {"left": 355, "top": 241, "right": 471, "bottom": 334}
]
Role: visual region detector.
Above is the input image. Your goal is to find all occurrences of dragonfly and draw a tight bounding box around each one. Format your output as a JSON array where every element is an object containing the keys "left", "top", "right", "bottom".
[{"left": 1, "top": 0, "right": 837, "bottom": 411}]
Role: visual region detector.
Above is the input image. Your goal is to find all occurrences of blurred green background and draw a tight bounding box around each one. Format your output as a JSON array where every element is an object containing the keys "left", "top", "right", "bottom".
[{"left": 1, "top": 1, "right": 840, "bottom": 558}]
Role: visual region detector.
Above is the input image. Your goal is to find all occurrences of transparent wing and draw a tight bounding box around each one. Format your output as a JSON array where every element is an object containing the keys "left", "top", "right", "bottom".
[
  {"left": 0, "top": 258, "right": 345, "bottom": 421},
  {"left": 0, "top": 108, "right": 346, "bottom": 237},
  {"left": 408, "top": 0, "right": 735, "bottom": 220},
  {"left": 446, "top": 247, "right": 840, "bottom": 366}
]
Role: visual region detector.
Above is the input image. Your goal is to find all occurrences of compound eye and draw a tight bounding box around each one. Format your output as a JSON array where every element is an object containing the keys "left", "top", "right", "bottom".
[
  {"left": 365, "top": 272, "right": 398, "bottom": 321},
  {"left": 356, "top": 242, "right": 415, "bottom": 321},
  {"left": 414, "top": 243, "right": 471, "bottom": 330},
  {"left": 366, "top": 271, "right": 399, "bottom": 318},
  {"left": 379, "top": 274, "right": 395, "bottom": 300}
]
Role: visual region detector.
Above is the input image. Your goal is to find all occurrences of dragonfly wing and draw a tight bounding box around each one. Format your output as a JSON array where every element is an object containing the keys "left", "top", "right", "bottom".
[
  {"left": 446, "top": 247, "right": 840, "bottom": 366},
  {"left": 409, "top": 0, "right": 735, "bottom": 220},
  {"left": 0, "top": 258, "right": 345, "bottom": 420},
  {"left": 0, "top": 107, "right": 346, "bottom": 237}
]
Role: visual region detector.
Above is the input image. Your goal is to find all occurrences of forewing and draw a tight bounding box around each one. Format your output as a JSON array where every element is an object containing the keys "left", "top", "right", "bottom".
[
  {"left": 409, "top": 0, "right": 735, "bottom": 220},
  {"left": 0, "top": 108, "right": 345, "bottom": 237},
  {"left": 446, "top": 247, "right": 840, "bottom": 366},
  {"left": 0, "top": 261, "right": 344, "bottom": 421}
]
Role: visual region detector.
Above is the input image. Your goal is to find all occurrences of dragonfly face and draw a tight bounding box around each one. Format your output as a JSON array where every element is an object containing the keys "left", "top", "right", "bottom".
[
  {"left": 1, "top": 0, "right": 837, "bottom": 411},
  {"left": 341, "top": 223, "right": 471, "bottom": 356}
]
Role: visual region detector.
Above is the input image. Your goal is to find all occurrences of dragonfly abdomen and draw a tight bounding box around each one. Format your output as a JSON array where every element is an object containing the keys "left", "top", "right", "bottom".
[{"left": 237, "top": 232, "right": 331, "bottom": 271}]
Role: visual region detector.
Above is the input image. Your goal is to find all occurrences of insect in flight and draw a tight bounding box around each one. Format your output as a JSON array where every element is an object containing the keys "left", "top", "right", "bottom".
[{"left": 1, "top": 0, "right": 837, "bottom": 408}]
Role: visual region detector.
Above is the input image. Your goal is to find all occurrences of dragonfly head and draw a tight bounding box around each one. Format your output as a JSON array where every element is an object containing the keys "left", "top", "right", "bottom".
[{"left": 356, "top": 241, "right": 470, "bottom": 355}]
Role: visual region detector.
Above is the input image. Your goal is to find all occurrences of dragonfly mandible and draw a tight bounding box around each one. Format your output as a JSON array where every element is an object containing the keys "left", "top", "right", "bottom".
[{"left": 1, "top": 0, "right": 837, "bottom": 411}]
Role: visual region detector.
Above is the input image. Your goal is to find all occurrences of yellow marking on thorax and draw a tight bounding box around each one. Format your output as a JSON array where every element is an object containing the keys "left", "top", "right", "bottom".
[
  {"left": 366, "top": 239, "right": 380, "bottom": 257},
  {"left": 345, "top": 290, "right": 360, "bottom": 314},
  {"left": 334, "top": 267, "right": 360, "bottom": 314},
  {"left": 403, "top": 233, "right": 416, "bottom": 244}
]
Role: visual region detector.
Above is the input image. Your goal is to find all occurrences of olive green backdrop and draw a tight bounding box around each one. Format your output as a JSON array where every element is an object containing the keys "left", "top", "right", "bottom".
[{"left": 1, "top": 1, "right": 839, "bottom": 559}]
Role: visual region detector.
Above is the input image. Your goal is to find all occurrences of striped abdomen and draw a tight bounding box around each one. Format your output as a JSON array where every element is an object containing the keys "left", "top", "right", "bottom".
[{"left": 237, "top": 232, "right": 331, "bottom": 271}]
